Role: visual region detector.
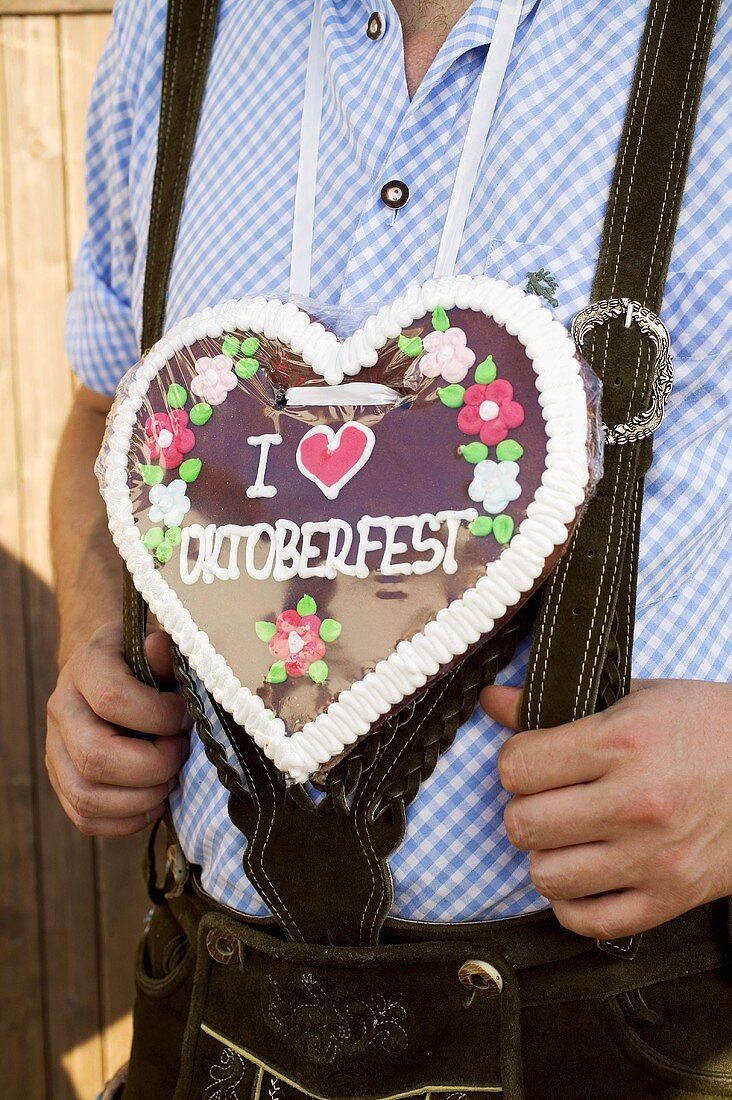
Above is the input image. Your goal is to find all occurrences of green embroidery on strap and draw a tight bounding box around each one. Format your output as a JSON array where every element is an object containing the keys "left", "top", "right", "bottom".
[{"left": 525, "top": 268, "right": 559, "bottom": 308}]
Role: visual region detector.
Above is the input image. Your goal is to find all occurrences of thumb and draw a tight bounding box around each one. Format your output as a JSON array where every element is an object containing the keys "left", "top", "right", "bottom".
[
  {"left": 145, "top": 630, "right": 176, "bottom": 685},
  {"left": 479, "top": 684, "right": 523, "bottom": 731}
]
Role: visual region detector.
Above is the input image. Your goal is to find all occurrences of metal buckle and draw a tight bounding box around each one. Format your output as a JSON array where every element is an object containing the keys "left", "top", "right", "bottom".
[{"left": 571, "top": 298, "right": 673, "bottom": 446}]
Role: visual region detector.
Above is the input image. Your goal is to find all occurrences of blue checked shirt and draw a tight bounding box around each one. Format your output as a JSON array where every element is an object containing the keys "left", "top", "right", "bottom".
[{"left": 68, "top": 0, "right": 731, "bottom": 922}]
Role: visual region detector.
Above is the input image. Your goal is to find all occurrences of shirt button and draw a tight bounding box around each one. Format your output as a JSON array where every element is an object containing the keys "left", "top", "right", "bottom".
[
  {"left": 381, "top": 180, "right": 410, "bottom": 209},
  {"left": 367, "top": 12, "right": 385, "bottom": 40}
]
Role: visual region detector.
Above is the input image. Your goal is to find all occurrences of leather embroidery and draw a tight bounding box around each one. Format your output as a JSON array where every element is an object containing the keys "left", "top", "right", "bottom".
[
  {"left": 204, "top": 1045, "right": 247, "bottom": 1100},
  {"left": 262, "top": 971, "right": 408, "bottom": 1065},
  {"left": 524, "top": 268, "right": 559, "bottom": 308}
]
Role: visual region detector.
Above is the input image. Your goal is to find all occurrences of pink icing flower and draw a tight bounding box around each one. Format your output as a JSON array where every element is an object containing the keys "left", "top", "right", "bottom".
[
  {"left": 190, "top": 354, "right": 237, "bottom": 406},
  {"left": 144, "top": 410, "right": 196, "bottom": 470},
  {"left": 420, "top": 328, "right": 476, "bottom": 383},
  {"left": 268, "top": 610, "right": 326, "bottom": 678},
  {"left": 457, "top": 379, "right": 525, "bottom": 446}
]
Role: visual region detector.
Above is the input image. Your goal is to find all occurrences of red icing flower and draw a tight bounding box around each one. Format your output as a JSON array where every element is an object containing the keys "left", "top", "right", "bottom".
[
  {"left": 144, "top": 410, "right": 196, "bottom": 470},
  {"left": 457, "top": 379, "right": 525, "bottom": 447},
  {"left": 268, "top": 610, "right": 327, "bottom": 678}
]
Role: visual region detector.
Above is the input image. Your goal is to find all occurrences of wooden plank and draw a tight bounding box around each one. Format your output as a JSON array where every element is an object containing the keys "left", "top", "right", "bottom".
[
  {"left": 2, "top": 15, "right": 104, "bottom": 1099},
  {"left": 0, "top": 26, "right": 47, "bottom": 1100},
  {"left": 59, "top": 12, "right": 110, "bottom": 268},
  {"left": 59, "top": 11, "right": 148, "bottom": 1082},
  {"left": 0, "top": 3, "right": 113, "bottom": 15},
  {"left": 96, "top": 838, "right": 148, "bottom": 1080}
]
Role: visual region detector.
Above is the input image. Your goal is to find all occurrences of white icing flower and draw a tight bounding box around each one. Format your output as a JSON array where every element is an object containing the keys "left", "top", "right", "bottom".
[
  {"left": 148, "top": 479, "right": 191, "bottom": 528},
  {"left": 468, "top": 459, "right": 522, "bottom": 514}
]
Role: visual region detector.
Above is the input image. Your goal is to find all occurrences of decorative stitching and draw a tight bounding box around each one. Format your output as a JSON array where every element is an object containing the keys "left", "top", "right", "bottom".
[
  {"left": 203, "top": 1044, "right": 247, "bottom": 1100},
  {"left": 526, "top": 527, "right": 579, "bottom": 722},
  {"left": 262, "top": 971, "right": 408, "bottom": 1066},
  {"left": 239, "top": 750, "right": 304, "bottom": 941},
  {"left": 357, "top": 670, "right": 457, "bottom": 944},
  {"left": 604, "top": 0, "right": 668, "bottom": 293},
  {"left": 644, "top": 2, "right": 708, "bottom": 301}
]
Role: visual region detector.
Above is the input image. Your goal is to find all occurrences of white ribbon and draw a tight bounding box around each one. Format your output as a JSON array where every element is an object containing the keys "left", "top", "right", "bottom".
[
  {"left": 289, "top": 0, "right": 524, "bottom": 294},
  {"left": 289, "top": 0, "right": 326, "bottom": 297},
  {"left": 433, "top": 0, "right": 524, "bottom": 278},
  {"left": 285, "top": 382, "right": 402, "bottom": 407}
]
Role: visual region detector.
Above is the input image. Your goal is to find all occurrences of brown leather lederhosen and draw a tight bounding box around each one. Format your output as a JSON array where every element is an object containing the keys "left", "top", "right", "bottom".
[{"left": 119, "top": 2, "right": 731, "bottom": 1098}]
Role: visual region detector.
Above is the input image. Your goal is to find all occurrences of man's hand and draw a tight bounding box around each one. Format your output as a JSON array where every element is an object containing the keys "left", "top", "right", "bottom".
[
  {"left": 46, "top": 624, "right": 191, "bottom": 837},
  {"left": 481, "top": 679, "right": 732, "bottom": 940}
]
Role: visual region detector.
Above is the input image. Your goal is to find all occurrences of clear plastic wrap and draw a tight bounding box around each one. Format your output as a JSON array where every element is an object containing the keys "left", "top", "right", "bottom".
[{"left": 98, "top": 276, "right": 603, "bottom": 782}]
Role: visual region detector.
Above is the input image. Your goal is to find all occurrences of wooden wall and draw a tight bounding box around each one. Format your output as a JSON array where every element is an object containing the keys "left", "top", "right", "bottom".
[{"left": 0, "top": 3, "right": 151, "bottom": 1097}]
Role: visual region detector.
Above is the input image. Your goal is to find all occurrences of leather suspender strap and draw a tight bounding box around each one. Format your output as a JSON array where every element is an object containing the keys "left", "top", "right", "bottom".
[
  {"left": 123, "top": 0, "right": 220, "bottom": 685},
  {"left": 520, "top": 0, "right": 720, "bottom": 735},
  {"left": 141, "top": 0, "right": 220, "bottom": 353}
]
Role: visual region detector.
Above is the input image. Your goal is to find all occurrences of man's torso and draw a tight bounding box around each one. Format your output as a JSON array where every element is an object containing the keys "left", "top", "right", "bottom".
[{"left": 68, "top": 0, "right": 732, "bottom": 922}]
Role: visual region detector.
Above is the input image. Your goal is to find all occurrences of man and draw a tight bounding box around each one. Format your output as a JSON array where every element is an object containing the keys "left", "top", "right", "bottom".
[{"left": 47, "top": 0, "right": 731, "bottom": 1094}]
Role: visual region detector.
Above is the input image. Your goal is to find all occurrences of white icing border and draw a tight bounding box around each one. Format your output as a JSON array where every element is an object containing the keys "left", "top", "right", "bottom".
[{"left": 101, "top": 276, "right": 591, "bottom": 783}]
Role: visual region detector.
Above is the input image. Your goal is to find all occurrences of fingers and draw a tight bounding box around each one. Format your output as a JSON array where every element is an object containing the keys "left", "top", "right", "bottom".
[
  {"left": 49, "top": 686, "right": 189, "bottom": 788},
  {"left": 529, "top": 843, "right": 634, "bottom": 901},
  {"left": 498, "top": 720, "right": 608, "bottom": 795},
  {"left": 47, "top": 732, "right": 174, "bottom": 820},
  {"left": 73, "top": 635, "right": 190, "bottom": 737},
  {"left": 46, "top": 622, "right": 193, "bottom": 839},
  {"left": 47, "top": 756, "right": 165, "bottom": 838},
  {"left": 146, "top": 630, "right": 177, "bottom": 685},
  {"left": 551, "top": 889, "right": 665, "bottom": 940},
  {"left": 479, "top": 684, "right": 522, "bottom": 730},
  {"left": 503, "top": 781, "right": 614, "bottom": 850}
]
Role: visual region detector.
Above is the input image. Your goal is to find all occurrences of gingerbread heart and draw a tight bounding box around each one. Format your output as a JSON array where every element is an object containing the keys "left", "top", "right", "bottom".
[{"left": 100, "top": 276, "right": 599, "bottom": 782}]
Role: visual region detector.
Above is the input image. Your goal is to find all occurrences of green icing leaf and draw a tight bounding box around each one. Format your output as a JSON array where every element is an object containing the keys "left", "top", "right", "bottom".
[
  {"left": 143, "top": 527, "right": 164, "bottom": 550},
  {"left": 190, "top": 402, "right": 213, "bottom": 426},
  {"left": 469, "top": 516, "right": 493, "bottom": 537},
  {"left": 319, "top": 618, "right": 342, "bottom": 643},
  {"left": 221, "top": 334, "right": 240, "bottom": 357},
  {"left": 266, "top": 661, "right": 287, "bottom": 684},
  {"left": 496, "top": 439, "right": 524, "bottom": 462},
  {"left": 437, "top": 384, "right": 465, "bottom": 409},
  {"left": 167, "top": 383, "right": 187, "bottom": 409},
  {"left": 179, "top": 458, "right": 202, "bottom": 483},
  {"left": 297, "top": 594, "right": 317, "bottom": 617},
  {"left": 156, "top": 542, "right": 173, "bottom": 564},
  {"left": 398, "top": 333, "right": 423, "bottom": 358},
  {"left": 255, "top": 621, "right": 277, "bottom": 643},
  {"left": 139, "top": 464, "right": 163, "bottom": 486},
  {"left": 459, "top": 441, "right": 489, "bottom": 464},
  {"left": 308, "top": 660, "right": 329, "bottom": 685},
  {"left": 493, "top": 514, "right": 515, "bottom": 545},
  {"left": 431, "top": 306, "right": 450, "bottom": 332},
  {"left": 475, "top": 355, "right": 497, "bottom": 384},
  {"left": 165, "top": 526, "right": 182, "bottom": 546},
  {"left": 240, "top": 336, "right": 261, "bottom": 356},
  {"left": 235, "top": 357, "right": 260, "bottom": 379}
]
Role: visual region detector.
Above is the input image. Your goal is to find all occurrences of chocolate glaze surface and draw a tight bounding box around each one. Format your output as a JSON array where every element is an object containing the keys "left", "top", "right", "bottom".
[{"left": 127, "top": 308, "right": 579, "bottom": 732}]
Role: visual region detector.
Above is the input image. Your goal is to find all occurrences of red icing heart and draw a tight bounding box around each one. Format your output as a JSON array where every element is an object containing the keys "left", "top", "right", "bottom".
[{"left": 296, "top": 423, "right": 375, "bottom": 500}]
